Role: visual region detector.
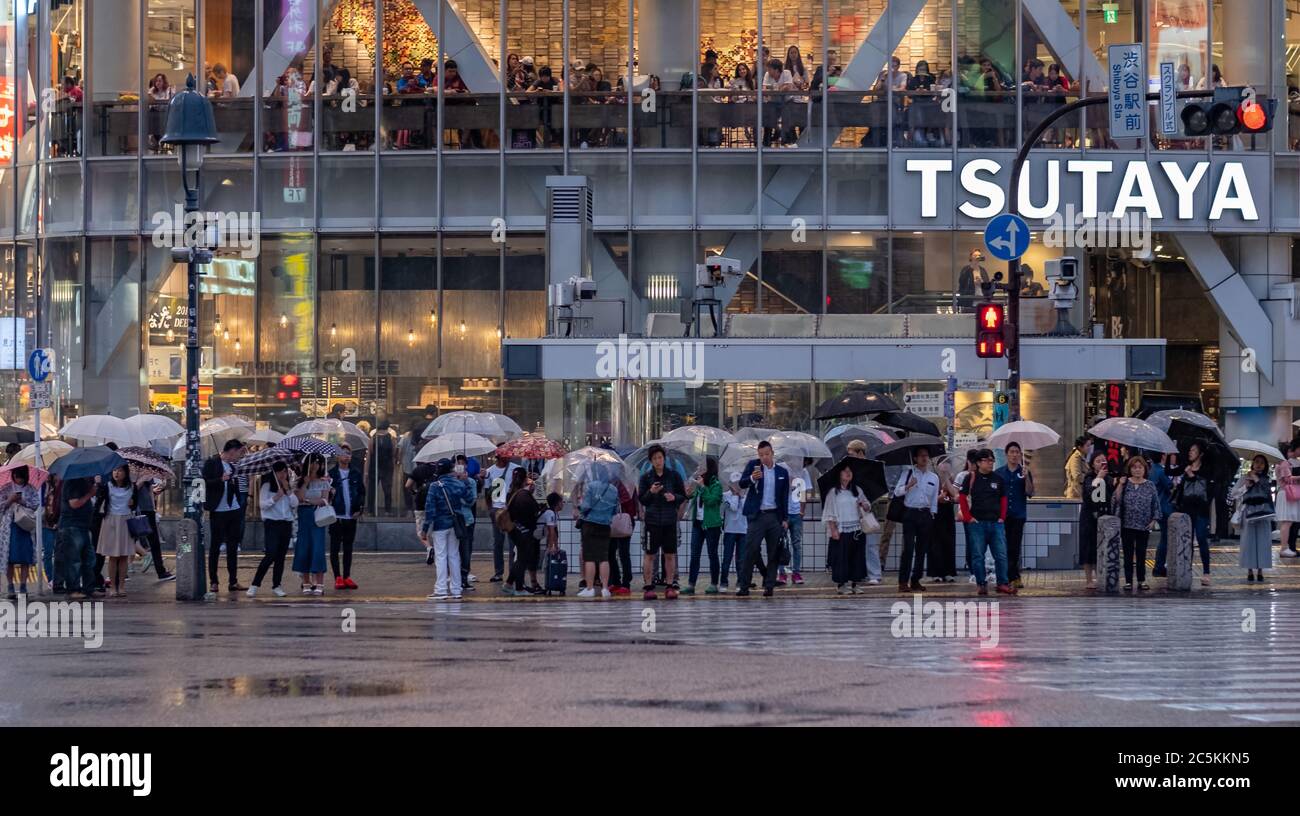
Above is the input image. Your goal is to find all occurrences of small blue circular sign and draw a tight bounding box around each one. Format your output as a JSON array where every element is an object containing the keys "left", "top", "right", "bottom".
[
  {"left": 27, "top": 348, "right": 52, "bottom": 382},
  {"left": 984, "top": 213, "right": 1031, "bottom": 262}
]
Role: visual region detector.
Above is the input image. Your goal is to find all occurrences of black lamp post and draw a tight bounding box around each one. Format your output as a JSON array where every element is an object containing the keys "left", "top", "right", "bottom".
[{"left": 160, "top": 74, "right": 218, "bottom": 601}]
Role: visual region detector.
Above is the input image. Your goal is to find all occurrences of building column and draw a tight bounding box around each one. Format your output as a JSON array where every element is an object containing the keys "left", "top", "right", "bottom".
[
  {"left": 636, "top": 0, "right": 695, "bottom": 83},
  {"left": 89, "top": 0, "right": 141, "bottom": 98},
  {"left": 1220, "top": 0, "right": 1271, "bottom": 90}
]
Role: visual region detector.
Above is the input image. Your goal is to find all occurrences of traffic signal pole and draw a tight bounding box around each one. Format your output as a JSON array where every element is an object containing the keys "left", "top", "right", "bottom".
[{"left": 1004, "top": 89, "right": 1213, "bottom": 421}]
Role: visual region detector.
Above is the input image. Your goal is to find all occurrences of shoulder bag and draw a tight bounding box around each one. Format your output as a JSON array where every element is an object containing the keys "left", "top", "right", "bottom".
[
  {"left": 439, "top": 482, "right": 469, "bottom": 540},
  {"left": 14, "top": 505, "right": 38, "bottom": 533},
  {"left": 126, "top": 514, "right": 153, "bottom": 539},
  {"left": 886, "top": 468, "right": 913, "bottom": 524},
  {"left": 314, "top": 505, "right": 338, "bottom": 527},
  {"left": 858, "top": 489, "right": 882, "bottom": 535}
]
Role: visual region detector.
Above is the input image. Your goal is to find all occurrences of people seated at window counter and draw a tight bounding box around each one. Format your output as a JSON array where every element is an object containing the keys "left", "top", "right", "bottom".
[
  {"left": 873, "top": 56, "right": 911, "bottom": 94},
  {"left": 419, "top": 58, "right": 438, "bottom": 90},
  {"left": 395, "top": 62, "right": 425, "bottom": 94},
  {"left": 761, "top": 58, "right": 797, "bottom": 147},
  {"left": 529, "top": 66, "right": 561, "bottom": 148},
  {"left": 698, "top": 61, "right": 725, "bottom": 148},
  {"left": 211, "top": 64, "right": 239, "bottom": 97},
  {"left": 906, "top": 60, "right": 944, "bottom": 147},
  {"left": 810, "top": 50, "right": 838, "bottom": 92},
  {"left": 443, "top": 59, "right": 485, "bottom": 149}
]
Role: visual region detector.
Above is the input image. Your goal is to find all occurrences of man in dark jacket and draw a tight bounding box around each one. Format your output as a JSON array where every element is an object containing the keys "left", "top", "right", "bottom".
[
  {"left": 737, "top": 440, "right": 789, "bottom": 597},
  {"left": 201, "top": 439, "right": 247, "bottom": 592},
  {"left": 958, "top": 448, "right": 1013, "bottom": 596},
  {"left": 637, "top": 444, "right": 685, "bottom": 600},
  {"left": 329, "top": 443, "right": 365, "bottom": 590}
]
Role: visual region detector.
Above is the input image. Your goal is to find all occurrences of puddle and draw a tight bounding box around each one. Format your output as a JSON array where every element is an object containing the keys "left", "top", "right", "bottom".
[{"left": 176, "top": 674, "right": 410, "bottom": 702}]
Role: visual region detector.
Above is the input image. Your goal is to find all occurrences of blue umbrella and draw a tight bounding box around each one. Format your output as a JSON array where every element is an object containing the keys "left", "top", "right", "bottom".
[{"left": 48, "top": 446, "right": 126, "bottom": 481}]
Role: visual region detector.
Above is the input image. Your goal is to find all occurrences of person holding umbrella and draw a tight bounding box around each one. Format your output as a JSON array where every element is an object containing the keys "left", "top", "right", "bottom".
[
  {"left": 1274, "top": 439, "right": 1300, "bottom": 560},
  {"left": 1172, "top": 440, "right": 1214, "bottom": 586},
  {"left": 94, "top": 465, "right": 137, "bottom": 599},
  {"left": 248, "top": 460, "right": 297, "bottom": 597},
  {"left": 1078, "top": 450, "right": 1113, "bottom": 589},
  {"left": 822, "top": 460, "right": 872, "bottom": 593},
  {"left": 1231, "top": 454, "right": 1274, "bottom": 582},
  {"left": 1, "top": 466, "right": 41, "bottom": 599},
  {"left": 995, "top": 442, "right": 1034, "bottom": 589},
  {"left": 293, "top": 453, "right": 334, "bottom": 596},
  {"left": 892, "top": 447, "right": 939, "bottom": 592}
]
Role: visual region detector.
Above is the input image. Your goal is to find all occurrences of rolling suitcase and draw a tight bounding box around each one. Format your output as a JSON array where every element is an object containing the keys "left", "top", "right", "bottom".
[
  {"left": 545, "top": 548, "right": 568, "bottom": 596},
  {"left": 1097, "top": 514, "right": 1122, "bottom": 594}
]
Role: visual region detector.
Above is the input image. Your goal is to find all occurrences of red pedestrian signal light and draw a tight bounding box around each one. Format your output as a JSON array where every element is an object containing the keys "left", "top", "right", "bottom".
[
  {"left": 1182, "top": 87, "right": 1275, "bottom": 137},
  {"left": 279, "top": 374, "right": 299, "bottom": 387},
  {"left": 976, "top": 302, "right": 1005, "bottom": 359},
  {"left": 1236, "top": 98, "right": 1271, "bottom": 134}
]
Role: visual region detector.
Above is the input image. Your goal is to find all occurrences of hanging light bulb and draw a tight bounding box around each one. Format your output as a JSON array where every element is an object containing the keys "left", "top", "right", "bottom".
[
  {"left": 429, "top": 308, "right": 437, "bottom": 326},
  {"left": 459, "top": 320, "right": 466, "bottom": 335},
  {"left": 279, "top": 313, "right": 288, "bottom": 329},
  {"left": 213, "top": 313, "right": 222, "bottom": 338},
  {"left": 165, "top": 327, "right": 175, "bottom": 343},
  {"left": 407, "top": 328, "right": 416, "bottom": 346},
  {"left": 222, "top": 328, "right": 230, "bottom": 342},
  {"left": 495, "top": 326, "right": 502, "bottom": 339},
  {"left": 233, "top": 336, "right": 242, "bottom": 352},
  {"left": 330, "top": 323, "right": 338, "bottom": 339}
]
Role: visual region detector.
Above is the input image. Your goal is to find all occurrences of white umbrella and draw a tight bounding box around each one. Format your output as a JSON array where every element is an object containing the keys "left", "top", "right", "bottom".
[
  {"left": 719, "top": 442, "right": 759, "bottom": 474},
  {"left": 13, "top": 417, "right": 61, "bottom": 440},
  {"left": 11, "top": 440, "right": 74, "bottom": 468},
  {"left": 546, "top": 446, "right": 627, "bottom": 494},
  {"left": 245, "top": 428, "right": 286, "bottom": 445},
  {"left": 423, "top": 411, "right": 523, "bottom": 442},
  {"left": 284, "top": 418, "right": 368, "bottom": 450},
  {"left": 1229, "top": 439, "right": 1285, "bottom": 464},
  {"left": 59, "top": 415, "right": 147, "bottom": 448},
  {"left": 662, "top": 425, "right": 737, "bottom": 457},
  {"left": 1089, "top": 417, "right": 1178, "bottom": 455},
  {"left": 124, "top": 413, "right": 185, "bottom": 443},
  {"left": 415, "top": 432, "right": 498, "bottom": 462},
  {"left": 986, "top": 420, "right": 1061, "bottom": 452},
  {"left": 735, "top": 427, "right": 780, "bottom": 443}
]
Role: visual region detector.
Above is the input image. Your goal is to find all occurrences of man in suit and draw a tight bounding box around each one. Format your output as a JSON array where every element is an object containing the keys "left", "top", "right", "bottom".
[
  {"left": 329, "top": 442, "right": 366, "bottom": 590},
  {"left": 737, "top": 440, "right": 789, "bottom": 597},
  {"left": 202, "top": 438, "right": 247, "bottom": 592}
]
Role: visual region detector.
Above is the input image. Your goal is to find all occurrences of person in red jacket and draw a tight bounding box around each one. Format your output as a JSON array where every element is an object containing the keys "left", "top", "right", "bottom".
[{"left": 958, "top": 449, "right": 1015, "bottom": 596}]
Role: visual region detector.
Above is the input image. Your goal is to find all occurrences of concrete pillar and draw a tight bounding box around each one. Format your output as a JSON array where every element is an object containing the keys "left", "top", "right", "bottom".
[
  {"left": 1166, "top": 512, "right": 1193, "bottom": 591},
  {"left": 90, "top": 0, "right": 141, "bottom": 98},
  {"left": 1220, "top": 0, "right": 1270, "bottom": 90},
  {"left": 637, "top": 0, "right": 695, "bottom": 83}
]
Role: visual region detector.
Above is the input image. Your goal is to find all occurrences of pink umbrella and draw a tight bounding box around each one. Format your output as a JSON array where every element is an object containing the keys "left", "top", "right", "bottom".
[
  {"left": 496, "top": 433, "right": 568, "bottom": 460},
  {"left": 0, "top": 460, "right": 49, "bottom": 489}
]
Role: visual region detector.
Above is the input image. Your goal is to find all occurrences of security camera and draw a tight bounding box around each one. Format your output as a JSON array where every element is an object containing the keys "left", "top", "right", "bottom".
[
  {"left": 697, "top": 256, "right": 742, "bottom": 287},
  {"left": 1044, "top": 257, "right": 1077, "bottom": 282}
]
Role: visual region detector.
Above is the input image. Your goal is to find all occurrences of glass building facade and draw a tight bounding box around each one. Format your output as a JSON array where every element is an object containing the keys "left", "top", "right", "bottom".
[{"left": 1, "top": 0, "right": 1299, "bottom": 507}]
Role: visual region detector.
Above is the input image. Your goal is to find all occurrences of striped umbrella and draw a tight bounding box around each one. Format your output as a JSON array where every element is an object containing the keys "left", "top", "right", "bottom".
[
  {"left": 279, "top": 435, "right": 343, "bottom": 458},
  {"left": 118, "top": 446, "right": 176, "bottom": 484},
  {"left": 232, "top": 446, "right": 301, "bottom": 478}
]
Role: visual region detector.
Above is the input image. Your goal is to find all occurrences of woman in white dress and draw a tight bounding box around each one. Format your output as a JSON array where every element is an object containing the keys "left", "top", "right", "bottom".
[
  {"left": 95, "top": 466, "right": 137, "bottom": 598},
  {"left": 1275, "top": 440, "right": 1300, "bottom": 558},
  {"left": 1232, "top": 455, "right": 1274, "bottom": 581}
]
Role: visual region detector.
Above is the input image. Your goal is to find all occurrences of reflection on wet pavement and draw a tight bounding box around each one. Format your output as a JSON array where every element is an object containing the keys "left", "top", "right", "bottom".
[{"left": 173, "top": 674, "right": 411, "bottom": 704}]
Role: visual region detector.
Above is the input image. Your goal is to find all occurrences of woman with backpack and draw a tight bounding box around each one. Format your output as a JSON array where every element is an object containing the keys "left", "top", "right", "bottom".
[
  {"left": 502, "top": 467, "right": 541, "bottom": 596},
  {"left": 1172, "top": 441, "right": 1214, "bottom": 586}
]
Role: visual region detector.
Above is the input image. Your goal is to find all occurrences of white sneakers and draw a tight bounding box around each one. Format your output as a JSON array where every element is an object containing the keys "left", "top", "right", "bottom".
[
  {"left": 577, "top": 587, "right": 596, "bottom": 598},
  {"left": 272, "top": 586, "right": 287, "bottom": 597},
  {"left": 601, "top": 588, "right": 611, "bottom": 598},
  {"left": 1281, "top": 548, "right": 1298, "bottom": 558},
  {"left": 246, "top": 586, "right": 258, "bottom": 598},
  {"left": 467, "top": 573, "right": 479, "bottom": 582}
]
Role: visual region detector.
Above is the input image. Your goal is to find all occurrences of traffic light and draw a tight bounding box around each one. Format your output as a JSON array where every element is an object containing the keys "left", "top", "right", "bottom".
[
  {"left": 1181, "top": 87, "right": 1275, "bottom": 137},
  {"left": 976, "top": 302, "right": 1005, "bottom": 359}
]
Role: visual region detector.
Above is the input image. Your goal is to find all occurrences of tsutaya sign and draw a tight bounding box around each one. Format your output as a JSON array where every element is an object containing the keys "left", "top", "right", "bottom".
[{"left": 893, "top": 153, "right": 1270, "bottom": 230}]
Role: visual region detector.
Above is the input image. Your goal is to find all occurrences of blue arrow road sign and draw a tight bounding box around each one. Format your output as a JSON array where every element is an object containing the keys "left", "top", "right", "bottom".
[
  {"left": 27, "top": 348, "right": 52, "bottom": 382},
  {"left": 984, "top": 213, "right": 1031, "bottom": 262}
]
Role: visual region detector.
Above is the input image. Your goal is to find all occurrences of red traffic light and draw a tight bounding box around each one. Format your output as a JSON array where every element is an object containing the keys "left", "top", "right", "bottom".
[
  {"left": 976, "top": 302, "right": 1006, "bottom": 359},
  {"left": 1237, "top": 100, "right": 1268, "bottom": 133},
  {"left": 978, "top": 303, "right": 1004, "bottom": 330},
  {"left": 279, "top": 374, "right": 299, "bottom": 387}
]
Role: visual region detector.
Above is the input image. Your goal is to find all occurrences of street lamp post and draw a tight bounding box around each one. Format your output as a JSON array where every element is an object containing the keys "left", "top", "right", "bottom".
[
  {"left": 160, "top": 75, "right": 218, "bottom": 601},
  {"left": 1003, "top": 90, "right": 1212, "bottom": 421}
]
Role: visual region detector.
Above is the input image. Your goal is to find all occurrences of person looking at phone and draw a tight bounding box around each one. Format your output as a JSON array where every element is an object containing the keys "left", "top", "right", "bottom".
[
  {"left": 637, "top": 444, "right": 685, "bottom": 600},
  {"left": 736, "top": 441, "right": 790, "bottom": 598},
  {"left": 249, "top": 461, "right": 297, "bottom": 597}
]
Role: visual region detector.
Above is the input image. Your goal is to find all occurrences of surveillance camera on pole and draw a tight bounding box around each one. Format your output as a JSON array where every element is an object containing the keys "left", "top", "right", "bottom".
[
  {"left": 1044, "top": 257, "right": 1079, "bottom": 336},
  {"left": 691, "top": 256, "right": 741, "bottom": 337},
  {"left": 548, "top": 276, "right": 597, "bottom": 337}
]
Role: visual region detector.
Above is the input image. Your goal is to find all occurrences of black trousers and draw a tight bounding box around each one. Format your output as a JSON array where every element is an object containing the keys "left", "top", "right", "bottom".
[
  {"left": 253, "top": 520, "right": 292, "bottom": 588},
  {"left": 1121, "top": 528, "right": 1149, "bottom": 584},
  {"left": 899, "top": 508, "right": 933, "bottom": 585},
  {"left": 458, "top": 522, "right": 474, "bottom": 582},
  {"left": 330, "top": 518, "right": 357, "bottom": 578},
  {"left": 739, "top": 510, "right": 783, "bottom": 591},
  {"left": 208, "top": 509, "right": 243, "bottom": 585},
  {"left": 507, "top": 527, "right": 539, "bottom": 590},
  {"left": 141, "top": 510, "right": 168, "bottom": 578},
  {"left": 1005, "top": 516, "right": 1025, "bottom": 582},
  {"left": 608, "top": 536, "right": 632, "bottom": 588}
]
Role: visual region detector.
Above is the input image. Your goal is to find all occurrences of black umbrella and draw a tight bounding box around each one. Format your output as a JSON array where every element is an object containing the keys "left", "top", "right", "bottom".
[
  {"left": 818, "top": 456, "right": 888, "bottom": 503},
  {"left": 0, "top": 426, "right": 35, "bottom": 444},
  {"left": 872, "top": 411, "right": 942, "bottom": 438},
  {"left": 812, "top": 388, "right": 900, "bottom": 421},
  {"left": 871, "top": 435, "right": 947, "bottom": 467}
]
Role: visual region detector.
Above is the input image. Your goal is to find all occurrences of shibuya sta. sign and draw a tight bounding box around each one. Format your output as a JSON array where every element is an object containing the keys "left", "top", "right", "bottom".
[{"left": 894, "top": 154, "right": 1268, "bottom": 229}]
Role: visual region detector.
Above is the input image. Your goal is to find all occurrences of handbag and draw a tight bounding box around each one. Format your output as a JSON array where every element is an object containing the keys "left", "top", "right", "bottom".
[
  {"left": 495, "top": 505, "right": 514, "bottom": 533},
  {"left": 858, "top": 507, "right": 882, "bottom": 535},
  {"left": 1285, "top": 480, "right": 1300, "bottom": 503},
  {"left": 611, "top": 512, "right": 634, "bottom": 538},
  {"left": 14, "top": 505, "right": 38, "bottom": 533},
  {"left": 314, "top": 505, "right": 338, "bottom": 527},
  {"left": 438, "top": 482, "right": 469, "bottom": 540},
  {"left": 885, "top": 468, "right": 912, "bottom": 524},
  {"left": 126, "top": 514, "right": 153, "bottom": 539},
  {"left": 777, "top": 533, "right": 792, "bottom": 567}
]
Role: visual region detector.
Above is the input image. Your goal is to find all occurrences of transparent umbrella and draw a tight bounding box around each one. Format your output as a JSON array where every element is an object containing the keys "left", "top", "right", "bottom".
[
  {"left": 661, "top": 425, "right": 737, "bottom": 458},
  {"left": 423, "top": 411, "right": 523, "bottom": 443},
  {"left": 734, "top": 427, "right": 780, "bottom": 443},
  {"left": 284, "top": 418, "right": 369, "bottom": 450},
  {"left": 767, "top": 430, "right": 833, "bottom": 464},
  {"left": 1089, "top": 417, "right": 1178, "bottom": 455},
  {"left": 545, "top": 446, "right": 627, "bottom": 495},
  {"left": 415, "top": 433, "right": 498, "bottom": 462},
  {"left": 59, "top": 415, "right": 148, "bottom": 448},
  {"left": 124, "top": 413, "right": 185, "bottom": 444}
]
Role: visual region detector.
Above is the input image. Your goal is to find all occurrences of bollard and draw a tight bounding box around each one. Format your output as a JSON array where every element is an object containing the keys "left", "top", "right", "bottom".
[
  {"left": 1097, "top": 514, "right": 1121, "bottom": 594},
  {"left": 172, "top": 518, "right": 206, "bottom": 601},
  {"left": 1165, "top": 512, "right": 1193, "bottom": 592}
]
